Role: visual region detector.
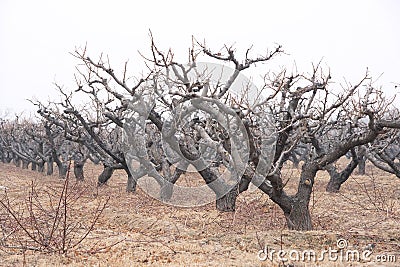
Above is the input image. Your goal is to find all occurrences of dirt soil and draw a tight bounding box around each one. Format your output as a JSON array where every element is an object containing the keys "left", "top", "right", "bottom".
[{"left": 0, "top": 161, "right": 399, "bottom": 267}]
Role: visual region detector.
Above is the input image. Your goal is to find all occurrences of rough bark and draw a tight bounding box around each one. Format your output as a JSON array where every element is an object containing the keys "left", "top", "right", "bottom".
[
  {"left": 216, "top": 185, "right": 239, "bottom": 212},
  {"left": 285, "top": 199, "right": 313, "bottom": 231},
  {"left": 284, "top": 162, "right": 317, "bottom": 231}
]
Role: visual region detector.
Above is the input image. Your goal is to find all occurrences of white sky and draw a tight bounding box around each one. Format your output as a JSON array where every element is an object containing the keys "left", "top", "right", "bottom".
[{"left": 0, "top": 0, "right": 399, "bottom": 115}]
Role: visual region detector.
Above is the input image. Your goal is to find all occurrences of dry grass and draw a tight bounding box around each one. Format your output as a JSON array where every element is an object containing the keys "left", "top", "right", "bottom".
[{"left": 0, "top": 160, "right": 399, "bottom": 266}]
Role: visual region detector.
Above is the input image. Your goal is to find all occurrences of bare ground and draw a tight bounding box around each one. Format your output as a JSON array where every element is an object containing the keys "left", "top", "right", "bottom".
[{"left": 0, "top": 161, "right": 399, "bottom": 267}]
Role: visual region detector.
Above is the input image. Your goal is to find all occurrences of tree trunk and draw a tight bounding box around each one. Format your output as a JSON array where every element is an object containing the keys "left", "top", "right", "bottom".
[
  {"left": 198, "top": 168, "right": 238, "bottom": 212},
  {"left": 160, "top": 163, "right": 188, "bottom": 200},
  {"left": 358, "top": 156, "right": 366, "bottom": 175},
  {"left": 46, "top": 159, "right": 54, "bottom": 175},
  {"left": 326, "top": 167, "right": 355, "bottom": 192},
  {"left": 216, "top": 186, "right": 239, "bottom": 212},
  {"left": 326, "top": 174, "right": 342, "bottom": 192},
  {"left": 73, "top": 160, "right": 85, "bottom": 181},
  {"left": 292, "top": 159, "right": 300, "bottom": 169},
  {"left": 357, "top": 146, "right": 366, "bottom": 175},
  {"left": 14, "top": 157, "right": 21, "bottom": 167},
  {"left": 126, "top": 174, "right": 136, "bottom": 192},
  {"left": 37, "top": 161, "right": 45, "bottom": 173},
  {"left": 31, "top": 162, "right": 37, "bottom": 171},
  {"left": 326, "top": 157, "right": 358, "bottom": 193},
  {"left": 58, "top": 163, "right": 68, "bottom": 178},
  {"left": 160, "top": 166, "right": 186, "bottom": 201},
  {"left": 98, "top": 165, "right": 114, "bottom": 185},
  {"left": 284, "top": 162, "right": 316, "bottom": 231},
  {"left": 22, "top": 160, "right": 29, "bottom": 169},
  {"left": 125, "top": 164, "right": 151, "bottom": 193},
  {"left": 285, "top": 199, "right": 313, "bottom": 231}
]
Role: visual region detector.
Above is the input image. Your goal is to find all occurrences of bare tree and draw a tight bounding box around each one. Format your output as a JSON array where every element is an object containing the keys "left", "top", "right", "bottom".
[
  {"left": 185, "top": 42, "right": 400, "bottom": 229},
  {"left": 23, "top": 35, "right": 400, "bottom": 231}
]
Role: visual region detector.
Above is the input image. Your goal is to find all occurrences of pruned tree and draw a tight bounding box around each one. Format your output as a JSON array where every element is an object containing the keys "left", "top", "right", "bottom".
[
  {"left": 123, "top": 34, "right": 282, "bottom": 210},
  {"left": 22, "top": 35, "right": 400, "bottom": 231}
]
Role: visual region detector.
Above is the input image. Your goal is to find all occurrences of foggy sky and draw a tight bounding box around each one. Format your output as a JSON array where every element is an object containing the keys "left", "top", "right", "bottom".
[{"left": 0, "top": 0, "right": 399, "bottom": 116}]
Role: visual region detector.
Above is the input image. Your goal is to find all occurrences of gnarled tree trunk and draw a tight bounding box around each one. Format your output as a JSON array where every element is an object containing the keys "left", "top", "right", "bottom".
[
  {"left": 199, "top": 168, "right": 238, "bottom": 212},
  {"left": 326, "top": 149, "right": 359, "bottom": 192},
  {"left": 282, "top": 162, "right": 316, "bottom": 231},
  {"left": 326, "top": 157, "right": 358, "bottom": 193},
  {"left": 216, "top": 186, "right": 239, "bottom": 212},
  {"left": 98, "top": 165, "right": 114, "bottom": 185},
  {"left": 284, "top": 199, "right": 313, "bottom": 231}
]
